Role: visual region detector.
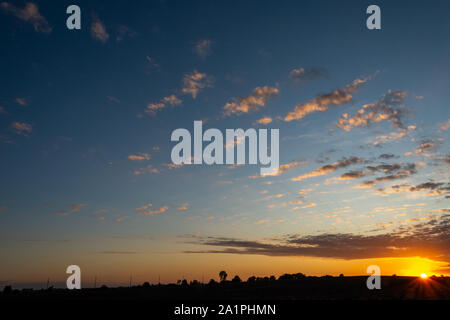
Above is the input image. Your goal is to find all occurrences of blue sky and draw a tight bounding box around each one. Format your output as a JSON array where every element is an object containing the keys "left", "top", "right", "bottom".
[{"left": 0, "top": 0, "right": 449, "bottom": 286}]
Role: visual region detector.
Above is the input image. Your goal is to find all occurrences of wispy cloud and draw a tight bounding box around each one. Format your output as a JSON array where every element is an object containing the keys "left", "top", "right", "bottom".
[
  {"left": 223, "top": 86, "right": 279, "bottom": 116},
  {"left": 284, "top": 77, "right": 368, "bottom": 122},
  {"left": 292, "top": 157, "right": 363, "bottom": 181},
  {"left": 139, "top": 205, "right": 168, "bottom": 216},
  {"left": 116, "top": 25, "right": 137, "bottom": 42},
  {"left": 11, "top": 122, "right": 32, "bottom": 136},
  {"left": 1, "top": 2, "right": 52, "bottom": 33},
  {"left": 15, "top": 97, "right": 28, "bottom": 106},
  {"left": 145, "top": 95, "right": 182, "bottom": 115},
  {"left": 91, "top": 15, "right": 109, "bottom": 43},
  {"left": 251, "top": 160, "right": 306, "bottom": 178},
  {"left": 106, "top": 96, "right": 121, "bottom": 104},
  {"left": 289, "top": 67, "right": 328, "bottom": 83},
  {"left": 194, "top": 39, "right": 212, "bottom": 58},
  {"left": 57, "top": 203, "right": 87, "bottom": 217},
  {"left": 182, "top": 70, "right": 213, "bottom": 98},
  {"left": 136, "top": 203, "right": 152, "bottom": 211},
  {"left": 177, "top": 203, "right": 189, "bottom": 211},
  {"left": 185, "top": 213, "right": 450, "bottom": 261},
  {"left": 360, "top": 163, "right": 417, "bottom": 188},
  {"left": 337, "top": 90, "right": 407, "bottom": 131},
  {"left": 256, "top": 116, "right": 273, "bottom": 125},
  {"left": 415, "top": 140, "right": 436, "bottom": 156},
  {"left": 440, "top": 119, "right": 450, "bottom": 131},
  {"left": 133, "top": 165, "right": 159, "bottom": 175},
  {"left": 128, "top": 153, "right": 150, "bottom": 161},
  {"left": 377, "top": 182, "right": 449, "bottom": 198}
]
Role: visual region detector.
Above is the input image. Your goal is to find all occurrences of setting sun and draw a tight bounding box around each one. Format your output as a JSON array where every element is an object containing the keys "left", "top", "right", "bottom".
[{"left": 420, "top": 273, "right": 428, "bottom": 279}]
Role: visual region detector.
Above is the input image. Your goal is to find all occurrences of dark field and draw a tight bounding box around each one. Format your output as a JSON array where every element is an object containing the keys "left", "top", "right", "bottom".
[{"left": 2, "top": 275, "right": 449, "bottom": 301}]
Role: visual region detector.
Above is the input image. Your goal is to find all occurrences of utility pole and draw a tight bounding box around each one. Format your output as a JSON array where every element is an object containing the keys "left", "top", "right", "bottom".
[{"left": 46, "top": 277, "right": 50, "bottom": 289}]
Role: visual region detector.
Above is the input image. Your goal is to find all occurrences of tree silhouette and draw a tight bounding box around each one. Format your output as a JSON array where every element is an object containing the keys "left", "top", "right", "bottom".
[
  {"left": 232, "top": 275, "right": 241, "bottom": 283},
  {"left": 219, "top": 270, "right": 228, "bottom": 282}
]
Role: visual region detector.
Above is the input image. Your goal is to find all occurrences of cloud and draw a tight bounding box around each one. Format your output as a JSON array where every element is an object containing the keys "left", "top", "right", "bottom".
[
  {"left": 116, "top": 216, "right": 128, "bottom": 222},
  {"left": 256, "top": 116, "right": 273, "bottom": 125},
  {"left": 415, "top": 140, "right": 436, "bottom": 155},
  {"left": 182, "top": 70, "right": 213, "bottom": 98},
  {"left": 337, "top": 90, "right": 407, "bottom": 131},
  {"left": 0, "top": 107, "right": 6, "bottom": 114},
  {"left": 289, "top": 67, "right": 328, "bottom": 82},
  {"left": 0, "top": 205, "right": 7, "bottom": 214},
  {"left": 338, "top": 171, "right": 371, "bottom": 180},
  {"left": 372, "top": 131, "right": 408, "bottom": 147},
  {"left": 133, "top": 165, "right": 160, "bottom": 175},
  {"left": 11, "top": 122, "right": 32, "bottom": 136},
  {"left": 128, "top": 153, "right": 150, "bottom": 161},
  {"left": 292, "top": 157, "right": 363, "bottom": 181},
  {"left": 361, "top": 163, "right": 417, "bottom": 187},
  {"left": 161, "top": 95, "right": 182, "bottom": 106},
  {"left": 185, "top": 213, "right": 450, "bottom": 261},
  {"left": 71, "top": 204, "right": 87, "bottom": 212},
  {"left": 57, "top": 203, "right": 87, "bottom": 216},
  {"left": 91, "top": 16, "right": 109, "bottom": 43},
  {"left": 116, "top": 25, "right": 137, "bottom": 42},
  {"left": 107, "top": 96, "right": 121, "bottom": 104},
  {"left": 440, "top": 119, "right": 450, "bottom": 131},
  {"left": 379, "top": 154, "right": 395, "bottom": 159},
  {"left": 284, "top": 77, "right": 367, "bottom": 122},
  {"left": 377, "top": 182, "right": 449, "bottom": 198},
  {"left": 136, "top": 203, "right": 152, "bottom": 211},
  {"left": 251, "top": 160, "right": 306, "bottom": 178},
  {"left": 194, "top": 39, "right": 212, "bottom": 58},
  {"left": 145, "top": 56, "right": 160, "bottom": 70},
  {"left": 15, "top": 98, "right": 28, "bottom": 106},
  {"left": 292, "top": 203, "right": 317, "bottom": 210},
  {"left": 177, "top": 203, "right": 189, "bottom": 211},
  {"left": 1, "top": 2, "right": 52, "bottom": 33},
  {"left": 145, "top": 103, "right": 165, "bottom": 115},
  {"left": 145, "top": 95, "right": 182, "bottom": 116},
  {"left": 223, "top": 86, "right": 279, "bottom": 116},
  {"left": 139, "top": 206, "right": 168, "bottom": 216}
]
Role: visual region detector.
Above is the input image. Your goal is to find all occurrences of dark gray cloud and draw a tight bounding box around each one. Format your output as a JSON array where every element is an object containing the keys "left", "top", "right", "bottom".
[
  {"left": 379, "top": 153, "right": 396, "bottom": 159},
  {"left": 337, "top": 90, "right": 408, "bottom": 131},
  {"left": 362, "top": 163, "right": 417, "bottom": 187},
  {"left": 339, "top": 171, "right": 370, "bottom": 179},
  {"left": 185, "top": 214, "right": 450, "bottom": 261},
  {"left": 289, "top": 67, "right": 328, "bottom": 82}
]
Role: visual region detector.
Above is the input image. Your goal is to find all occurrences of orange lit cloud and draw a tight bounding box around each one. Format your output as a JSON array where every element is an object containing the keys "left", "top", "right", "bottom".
[
  {"left": 224, "top": 86, "right": 279, "bottom": 116},
  {"left": 292, "top": 157, "right": 363, "bottom": 181},
  {"left": 139, "top": 206, "right": 168, "bottom": 216},
  {"left": 336, "top": 90, "right": 407, "bottom": 131},
  {"left": 182, "top": 70, "right": 213, "bottom": 98},
  {"left": 284, "top": 77, "right": 367, "bottom": 122},
  {"left": 128, "top": 153, "right": 150, "bottom": 161},
  {"left": 1, "top": 2, "right": 52, "bottom": 33}
]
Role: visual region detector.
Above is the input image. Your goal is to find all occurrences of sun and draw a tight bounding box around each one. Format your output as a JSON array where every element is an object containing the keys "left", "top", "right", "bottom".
[{"left": 420, "top": 273, "right": 428, "bottom": 279}]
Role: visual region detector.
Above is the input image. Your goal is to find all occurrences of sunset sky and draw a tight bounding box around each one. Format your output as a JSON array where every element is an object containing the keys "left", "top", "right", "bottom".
[{"left": 0, "top": 0, "right": 449, "bottom": 288}]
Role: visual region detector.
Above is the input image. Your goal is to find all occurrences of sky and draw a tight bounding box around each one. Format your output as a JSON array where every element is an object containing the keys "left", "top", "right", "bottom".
[{"left": 0, "top": 0, "right": 449, "bottom": 288}]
